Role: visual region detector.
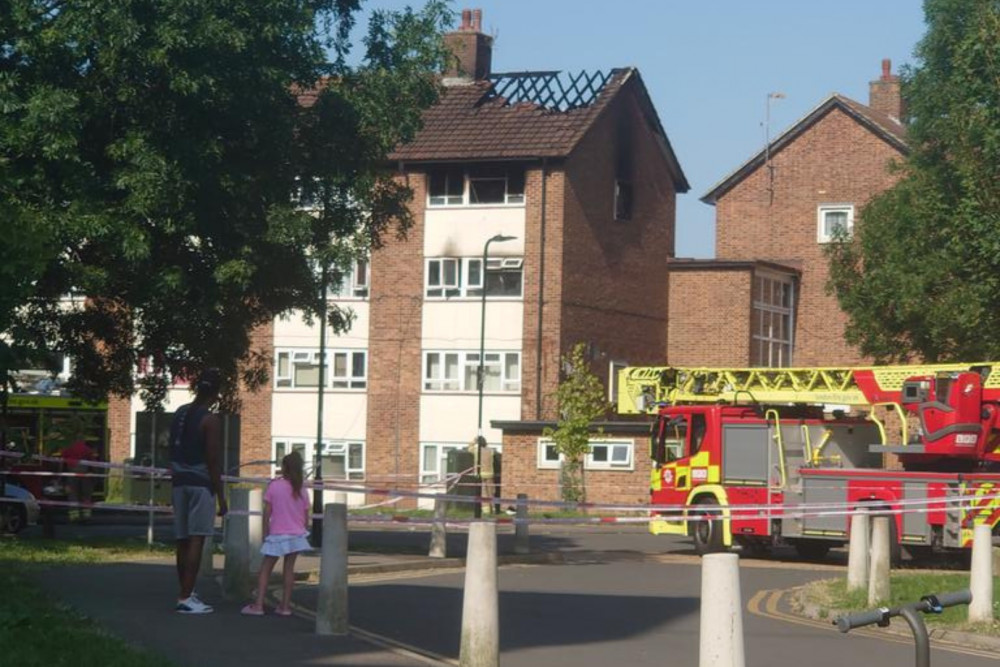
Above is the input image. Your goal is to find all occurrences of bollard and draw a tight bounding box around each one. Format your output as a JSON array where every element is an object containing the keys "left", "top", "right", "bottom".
[
  {"left": 223, "top": 488, "right": 251, "bottom": 601},
  {"left": 316, "top": 503, "right": 349, "bottom": 636},
  {"left": 459, "top": 521, "right": 499, "bottom": 667},
  {"left": 868, "top": 515, "right": 891, "bottom": 605},
  {"left": 333, "top": 491, "right": 348, "bottom": 506},
  {"left": 846, "top": 509, "right": 870, "bottom": 592},
  {"left": 429, "top": 497, "right": 447, "bottom": 559},
  {"left": 248, "top": 488, "right": 263, "bottom": 575},
  {"left": 969, "top": 522, "right": 993, "bottom": 623},
  {"left": 199, "top": 529, "right": 216, "bottom": 586},
  {"left": 699, "top": 552, "right": 745, "bottom": 667},
  {"left": 514, "top": 493, "right": 529, "bottom": 555}
]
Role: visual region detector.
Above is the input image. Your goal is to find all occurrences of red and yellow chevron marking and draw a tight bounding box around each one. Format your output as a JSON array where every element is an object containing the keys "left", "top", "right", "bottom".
[{"left": 960, "top": 483, "right": 1000, "bottom": 547}]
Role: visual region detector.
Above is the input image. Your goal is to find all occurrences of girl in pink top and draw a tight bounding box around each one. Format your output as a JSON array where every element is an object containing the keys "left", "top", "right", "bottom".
[{"left": 242, "top": 451, "right": 310, "bottom": 616}]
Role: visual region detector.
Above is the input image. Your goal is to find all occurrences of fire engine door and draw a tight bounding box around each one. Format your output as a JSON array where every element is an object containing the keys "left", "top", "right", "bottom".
[{"left": 653, "top": 413, "right": 707, "bottom": 493}]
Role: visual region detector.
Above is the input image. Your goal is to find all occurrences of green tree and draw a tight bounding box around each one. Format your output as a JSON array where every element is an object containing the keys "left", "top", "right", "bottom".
[
  {"left": 0, "top": 0, "right": 452, "bottom": 407},
  {"left": 544, "top": 343, "right": 611, "bottom": 505},
  {"left": 827, "top": 0, "right": 1000, "bottom": 362}
]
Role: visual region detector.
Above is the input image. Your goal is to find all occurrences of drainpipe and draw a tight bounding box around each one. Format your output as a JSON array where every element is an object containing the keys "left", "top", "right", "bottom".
[{"left": 535, "top": 159, "right": 548, "bottom": 420}]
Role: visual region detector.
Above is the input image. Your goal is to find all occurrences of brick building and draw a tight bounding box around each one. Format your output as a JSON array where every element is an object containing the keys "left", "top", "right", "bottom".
[{"left": 670, "top": 60, "right": 907, "bottom": 368}]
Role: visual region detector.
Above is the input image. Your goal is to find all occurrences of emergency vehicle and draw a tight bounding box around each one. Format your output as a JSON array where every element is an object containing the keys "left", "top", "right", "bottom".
[{"left": 618, "top": 363, "right": 1000, "bottom": 558}]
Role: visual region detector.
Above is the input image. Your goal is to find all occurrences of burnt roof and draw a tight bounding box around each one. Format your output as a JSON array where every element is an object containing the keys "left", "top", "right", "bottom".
[
  {"left": 389, "top": 68, "right": 689, "bottom": 191},
  {"left": 701, "top": 93, "right": 908, "bottom": 204}
]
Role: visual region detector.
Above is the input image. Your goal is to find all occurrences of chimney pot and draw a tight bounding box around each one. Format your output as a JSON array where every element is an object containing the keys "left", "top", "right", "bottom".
[
  {"left": 882, "top": 58, "right": 892, "bottom": 81},
  {"left": 472, "top": 9, "right": 482, "bottom": 32},
  {"left": 461, "top": 9, "right": 471, "bottom": 31}
]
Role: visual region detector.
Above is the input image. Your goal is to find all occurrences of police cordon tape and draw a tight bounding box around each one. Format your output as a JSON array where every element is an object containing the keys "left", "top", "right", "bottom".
[{"left": 5, "top": 449, "right": 1000, "bottom": 521}]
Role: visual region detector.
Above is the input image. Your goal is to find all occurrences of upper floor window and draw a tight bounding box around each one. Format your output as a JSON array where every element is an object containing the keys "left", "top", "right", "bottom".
[
  {"left": 275, "top": 348, "right": 367, "bottom": 390},
  {"left": 427, "top": 165, "right": 526, "bottom": 207},
  {"left": 751, "top": 274, "right": 794, "bottom": 368},
  {"left": 608, "top": 360, "right": 627, "bottom": 405},
  {"left": 425, "top": 257, "right": 523, "bottom": 299},
  {"left": 817, "top": 204, "right": 854, "bottom": 243},
  {"left": 423, "top": 351, "right": 521, "bottom": 393},
  {"left": 330, "top": 258, "right": 369, "bottom": 299},
  {"left": 614, "top": 179, "right": 633, "bottom": 221}
]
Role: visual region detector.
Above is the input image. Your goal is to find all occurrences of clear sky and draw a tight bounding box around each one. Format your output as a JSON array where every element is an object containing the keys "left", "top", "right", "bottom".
[{"left": 358, "top": 1, "right": 928, "bottom": 258}]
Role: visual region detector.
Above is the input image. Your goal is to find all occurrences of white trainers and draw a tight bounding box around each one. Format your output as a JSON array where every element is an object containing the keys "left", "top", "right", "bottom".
[{"left": 176, "top": 593, "right": 214, "bottom": 614}]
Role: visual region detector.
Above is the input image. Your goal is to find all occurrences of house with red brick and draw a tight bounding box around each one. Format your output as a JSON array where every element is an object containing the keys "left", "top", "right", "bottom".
[{"left": 669, "top": 60, "right": 907, "bottom": 369}]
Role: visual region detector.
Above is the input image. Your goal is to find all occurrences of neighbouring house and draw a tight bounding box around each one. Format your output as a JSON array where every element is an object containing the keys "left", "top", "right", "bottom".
[{"left": 670, "top": 59, "right": 907, "bottom": 369}]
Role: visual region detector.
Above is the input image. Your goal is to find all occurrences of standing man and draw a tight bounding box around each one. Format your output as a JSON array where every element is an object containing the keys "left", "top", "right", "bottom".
[{"left": 170, "top": 368, "right": 228, "bottom": 614}]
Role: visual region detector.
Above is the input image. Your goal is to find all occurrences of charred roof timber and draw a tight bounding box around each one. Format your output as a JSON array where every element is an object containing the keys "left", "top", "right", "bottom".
[{"left": 485, "top": 70, "right": 617, "bottom": 113}]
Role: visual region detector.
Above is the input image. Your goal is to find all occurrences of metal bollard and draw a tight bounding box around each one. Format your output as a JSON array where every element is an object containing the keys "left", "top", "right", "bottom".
[
  {"left": 316, "top": 503, "right": 349, "bottom": 636},
  {"left": 514, "top": 493, "right": 529, "bottom": 555},
  {"left": 868, "top": 515, "right": 891, "bottom": 605},
  {"left": 699, "top": 553, "right": 745, "bottom": 667},
  {"left": 429, "top": 497, "right": 447, "bottom": 558},
  {"left": 969, "top": 522, "right": 993, "bottom": 623},
  {"left": 223, "top": 488, "right": 251, "bottom": 601},
  {"left": 846, "top": 509, "right": 870, "bottom": 592},
  {"left": 459, "top": 521, "right": 499, "bottom": 667}
]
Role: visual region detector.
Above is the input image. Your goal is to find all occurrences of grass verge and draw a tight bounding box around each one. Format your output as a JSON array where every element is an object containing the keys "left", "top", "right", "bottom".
[
  {"left": 802, "top": 573, "right": 1000, "bottom": 635},
  {"left": 0, "top": 536, "right": 175, "bottom": 666}
]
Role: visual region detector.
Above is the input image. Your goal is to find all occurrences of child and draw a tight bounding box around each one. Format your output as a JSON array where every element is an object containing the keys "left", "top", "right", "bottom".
[{"left": 241, "top": 451, "right": 310, "bottom": 616}]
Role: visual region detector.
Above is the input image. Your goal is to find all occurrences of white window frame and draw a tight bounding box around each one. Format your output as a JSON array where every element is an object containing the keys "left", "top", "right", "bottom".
[
  {"left": 817, "top": 204, "right": 854, "bottom": 243},
  {"left": 274, "top": 348, "right": 368, "bottom": 390},
  {"left": 537, "top": 438, "right": 635, "bottom": 471},
  {"left": 272, "top": 438, "right": 365, "bottom": 481},
  {"left": 419, "top": 442, "right": 466, "bottom": 484},
  {"left": 608, "top": 360, "right": 627, "bottom": 405},
  {"left": 330, "top": 258, "right": 369, "bottom": 299},
  {"left": 425, "top": 257, "right": 523, "bottom": 300},
  {"left": 427, "top": 166, "right": 526, "bottom": 208},
  {"left": 424, "top": 351, "right": 520, "bottom": 394},
  {"left": 751, "top": 273, "right": 795, "bottom": 368}
]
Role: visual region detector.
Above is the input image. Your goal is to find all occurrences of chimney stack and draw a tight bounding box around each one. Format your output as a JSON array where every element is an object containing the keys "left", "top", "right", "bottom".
[
  {"left": 868, "top": 58, "right": 903, "bottom": 122},
  {"left": 443, "top": 7, "right": 493, "bottom": 83}
]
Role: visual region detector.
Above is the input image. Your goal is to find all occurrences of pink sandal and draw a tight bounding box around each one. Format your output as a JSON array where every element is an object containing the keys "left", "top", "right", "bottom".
[
  {"left": 274, "top": 607, "right": 293, "bottom": 617},
  {"left": 240, "top": 604, "right": 265, "bottom": 616}
]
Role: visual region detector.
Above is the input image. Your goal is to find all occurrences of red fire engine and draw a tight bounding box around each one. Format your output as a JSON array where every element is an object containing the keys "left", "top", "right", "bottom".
[{"left": 618, "top": 363, "right": 1000, "bottom": 558}]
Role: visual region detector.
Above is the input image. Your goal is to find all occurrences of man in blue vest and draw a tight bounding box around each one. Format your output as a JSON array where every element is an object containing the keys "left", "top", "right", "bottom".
[{"left": 170, "top": 368, "right": 228, "bottom": 614}]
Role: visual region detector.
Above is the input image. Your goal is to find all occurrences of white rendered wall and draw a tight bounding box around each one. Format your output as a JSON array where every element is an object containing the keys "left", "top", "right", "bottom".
[{"left": 423, "top": 206, "right": 525, "bottom": 257}]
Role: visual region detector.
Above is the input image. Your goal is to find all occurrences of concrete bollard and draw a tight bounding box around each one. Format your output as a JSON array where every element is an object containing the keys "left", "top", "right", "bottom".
[
  {"left": 459, "top": 521, "right": 499, "bottom": 667},
  {"left": 699, "top": 552, "right": 745, "bottom": 667},
  {"left": 429, "top": 497, "right": 448, "bottom": 559},
  {"left": 846, "top": 509, "right": 870, "bottom": 592},
  {"left": 223, "top": 488, "right": 251, "bottom": 600},
  {"left": 316, "top": 503, "right": 349, "bottom": 636},
  {"left": 333, "top": 491, "right": 348, "bottom": 505},
  {"left": 248, "top": 488, "right": 263, "bottom": 575},
  {"left": 868, "top": 515, "right": 891, "bottom": 605},
  {"left": 969, "top": 523, "right": 993, "bottom": 623},
  {"left": 514, "top": 493, "right": 530, "bottom": 555},
  {"left": 198, "top": 529, "right": 216, "bottom": 586}
]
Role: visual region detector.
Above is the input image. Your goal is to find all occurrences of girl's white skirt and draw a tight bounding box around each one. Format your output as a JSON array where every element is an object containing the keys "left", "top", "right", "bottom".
[{"left": 261, "top": 533, "right": 311, "bottom": 557}]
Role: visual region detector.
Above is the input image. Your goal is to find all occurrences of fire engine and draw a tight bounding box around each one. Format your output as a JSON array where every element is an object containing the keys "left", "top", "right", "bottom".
[{"left": 618, "top": 363, "right": 1000, "bottom": 558}]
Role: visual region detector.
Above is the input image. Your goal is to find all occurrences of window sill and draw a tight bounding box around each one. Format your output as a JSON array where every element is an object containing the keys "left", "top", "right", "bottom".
[
  {"left": 273, "top": 387, "right": 368, "bottom": 393},
  {"left": 423, "top": 296, "right": 524, "bottom": 302},
  {"left": 426, "top": 203, "right": 526, "bottom": 210}
]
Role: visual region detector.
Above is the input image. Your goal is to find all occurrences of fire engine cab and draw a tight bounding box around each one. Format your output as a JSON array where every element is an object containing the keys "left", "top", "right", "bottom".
[{"left": 618, "top": 363, "right": 1000, "bottom": 558}]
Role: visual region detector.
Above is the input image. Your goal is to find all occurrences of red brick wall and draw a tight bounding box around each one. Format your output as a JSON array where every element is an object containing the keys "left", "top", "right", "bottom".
[
  {"left": 238, "top": 320, "right": 274, "bottom": 477},
  {"left": 107, "top": 395, "right": 132, "bottom": 463},
  {"left": 715, "top": 107, "right": 903, "bottom": 366},
  {"left": 558, "top": 79, "right": 676, "bottom": 393},
  {"left": 365, "top": 172, "right": 425, "bottom": 491},
  {"left": 667, "top": 269, "right": 752, "bottom": 366},
  {"left": 501, "top": 430, "right": 651, "bottom": 506}
]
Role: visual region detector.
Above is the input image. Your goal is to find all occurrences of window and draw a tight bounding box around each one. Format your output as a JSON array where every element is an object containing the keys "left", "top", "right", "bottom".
[
  {"left": 751, "top": 274, "right": 795, "bottom": 368},
  {"left": 331, "top": 258, "right": 369, "bottom": 299},
  {"left": 538, "top": 439, "right": 634, "bottom": 470},
  {"left": 420, "top": 442, "right": 466, "bottom": 483},
  {"left": 275, "top": 349, "right": 368, "bottom": 389},
  {"left": 427, "top": 165, "right": 525, "bottom": 207},
  {"left": 614, "top": 179, "right": 633, "bottom": 221},
  {"left": 273, "top": 439, "right": 364, "bottom": 480},
  {"left": 817, "top": 204, "right": 854, "bottom": 242},
  {"left": 608, "top": 360, "right": 627, "bottom": 404},
  {"left": 424, "top": 351, "right": 520, "bottom": 393},
  {"left": 425, "top": 257, "right": 523, "bottom": 299}
]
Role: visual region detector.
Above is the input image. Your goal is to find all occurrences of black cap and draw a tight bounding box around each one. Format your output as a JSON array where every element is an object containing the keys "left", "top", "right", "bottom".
[{"left": 195, "top": 368, "right": 221, "bottom": 395}]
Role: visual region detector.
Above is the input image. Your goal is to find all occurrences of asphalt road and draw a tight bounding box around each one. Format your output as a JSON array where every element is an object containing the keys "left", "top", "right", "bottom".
[{"left": 301, "top": 560, "right": 996, "bottom": 667}]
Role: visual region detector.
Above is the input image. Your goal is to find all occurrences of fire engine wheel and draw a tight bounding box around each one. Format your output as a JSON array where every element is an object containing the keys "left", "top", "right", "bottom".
[
  {"left": 691, "top": 498, "right": 726, "bottom": 555},
  {"left": 1, "top": 505, "right": 27, "bottom": 534},
  {"left": 793, "top": 540, "right": 832, "bottom": 561}
]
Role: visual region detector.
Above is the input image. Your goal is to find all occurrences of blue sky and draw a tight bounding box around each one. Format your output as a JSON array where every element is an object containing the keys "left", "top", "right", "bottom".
[{"left": 358, "top": 1, "right": 928, "bottom": 257}]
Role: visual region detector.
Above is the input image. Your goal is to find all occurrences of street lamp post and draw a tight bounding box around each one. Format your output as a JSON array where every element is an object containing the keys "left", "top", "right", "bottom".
[
  {"left": 312, "top": 262, "right": 328, "bottom": 546},
  {"left": 475, "top": 234, "right": 516, "bottom": 518}
]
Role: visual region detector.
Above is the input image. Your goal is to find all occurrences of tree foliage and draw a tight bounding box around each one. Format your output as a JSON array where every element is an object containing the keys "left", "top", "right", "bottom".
[
  {"left": 827, "top": 0, "right": 1000, "bottom": 362},
  {"left": 544, "top": 343, "right": 611, "bottom": 504},
  {"left": 0, "top": 0, "right": 452, "bottom": 406}
]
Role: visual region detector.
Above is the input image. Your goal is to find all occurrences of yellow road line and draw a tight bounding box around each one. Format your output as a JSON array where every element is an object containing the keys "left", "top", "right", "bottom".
[{"left": 749, "top": 589, "right": 999, "bottom": 660}]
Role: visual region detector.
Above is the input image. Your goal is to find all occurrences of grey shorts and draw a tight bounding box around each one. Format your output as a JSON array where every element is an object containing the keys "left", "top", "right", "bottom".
[{"left": 172, "top": 486, "right": 216, "bottom": 539}]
